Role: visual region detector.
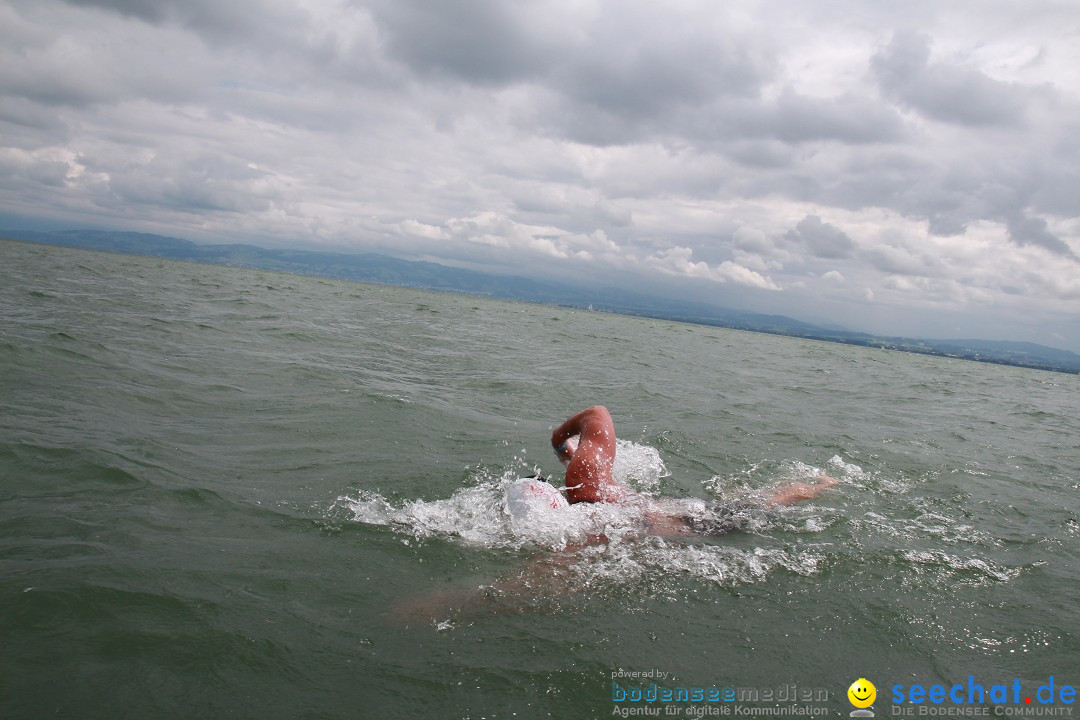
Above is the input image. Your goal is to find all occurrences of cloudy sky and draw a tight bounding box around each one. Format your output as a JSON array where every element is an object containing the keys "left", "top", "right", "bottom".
[{"left": 2, "top": 0, "right": 1078, "bottom": 350}]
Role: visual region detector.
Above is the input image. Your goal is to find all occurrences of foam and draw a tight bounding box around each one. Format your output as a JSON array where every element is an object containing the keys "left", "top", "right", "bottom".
[
  {"left": 332, "top": 442, "right": 838, "bottom": 591},
  {"left": 611, "top": 438, "right": 669, "bottom": 490},
  {"left": 899, "top": 549, "right": 1021, "bottom": 586}
]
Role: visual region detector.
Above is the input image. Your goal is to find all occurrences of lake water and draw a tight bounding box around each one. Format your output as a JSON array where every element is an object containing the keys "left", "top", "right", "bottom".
[{"left": 1, "top": 239, "right": 1077, "bottom": 719}]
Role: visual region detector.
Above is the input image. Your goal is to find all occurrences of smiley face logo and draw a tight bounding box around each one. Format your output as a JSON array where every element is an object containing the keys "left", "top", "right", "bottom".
[{"left": 848, "top": 679, "right": 877, "bottom": 709}]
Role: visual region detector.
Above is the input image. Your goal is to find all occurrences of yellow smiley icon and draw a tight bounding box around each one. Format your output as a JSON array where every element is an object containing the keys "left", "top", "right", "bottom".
[{"left": 848, "top": 678, "right": 877, "bottom": 709}]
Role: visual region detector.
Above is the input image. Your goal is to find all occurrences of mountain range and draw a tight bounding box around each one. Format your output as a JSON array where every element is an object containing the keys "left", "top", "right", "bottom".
[{"left": 5, "top": 227, "right": 1079, "bottom": 374}]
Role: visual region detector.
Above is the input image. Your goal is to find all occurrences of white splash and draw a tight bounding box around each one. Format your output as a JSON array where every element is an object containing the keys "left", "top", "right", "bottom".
[
  {"left": 332, "top": 441, "right": 834, "bottom": 592},
  {"left": 332, "top": 446, "right": 1020, "bottom": 616}
]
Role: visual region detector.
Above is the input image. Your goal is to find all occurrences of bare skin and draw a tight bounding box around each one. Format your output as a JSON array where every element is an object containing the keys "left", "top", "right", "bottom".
[
  {"left": 767, "top": 477, "right": 838, "bottom": 505},
  {"left": 552, "top": 405, "right": 836, "bottom": 518},
  {"left": 551, "top": 405, "right": 623, "bottom": 504}
]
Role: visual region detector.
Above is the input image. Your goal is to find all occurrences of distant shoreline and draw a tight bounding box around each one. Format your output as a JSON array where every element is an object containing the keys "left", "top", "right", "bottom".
[{"left": 5, "top": 229, "right": 1078, "bottom": 375}]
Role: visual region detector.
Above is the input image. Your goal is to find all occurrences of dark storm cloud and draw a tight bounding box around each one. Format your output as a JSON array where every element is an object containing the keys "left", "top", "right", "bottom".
[
  {"left": 368, "top": 0, "right": 551, "bottom": 85},
  {"left": 784, "top": 215, "right": 856, "bottom": 259},
  {"left": 60, "top": 0, "right": 302, "bottom": 45},
  {"left": 554, "top": 9, "right": 772, "bottom": 112},
  {"left": 527, "top": 73, "right": 905, "bottom": 151},
  {"left": 1006, "top": 214, "right": 1077, "bottom": 259},
  {"left": 769, "top": 90, "right": 906, "bottom": 145},
  {"left": 872, "top": 31, "right": 1031, "bottom": 127},
  {"left": 60, "top": 0, "right": 174, "bottom": 23},
  {"left": 370, "top": 0, "right": 782, "bottom": 148},
  {"left": 864, "top": 242, "right": 944, "bottom": 278}
]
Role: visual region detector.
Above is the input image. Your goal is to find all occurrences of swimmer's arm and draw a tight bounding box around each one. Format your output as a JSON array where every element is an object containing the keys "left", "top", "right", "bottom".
[
  {"left": 551, "top": 413, "right": 583, "bottom": 448},
  {"left": 551, "top": 414, "right": 585, "bottom": 462},
  {"left": 389, "top": 536, "right": 609, "bottom": 624},
  {"left": 768, "top": 476, "right": 838, "bottom": 505},
  {"left": 550, "top": 405, "right": 608, "bottom": 458}
]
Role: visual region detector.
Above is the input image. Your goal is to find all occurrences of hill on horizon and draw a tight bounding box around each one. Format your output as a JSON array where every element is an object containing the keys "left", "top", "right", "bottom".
[{"left": 4, "top": 227, "right": 1079, "bottom": 375}]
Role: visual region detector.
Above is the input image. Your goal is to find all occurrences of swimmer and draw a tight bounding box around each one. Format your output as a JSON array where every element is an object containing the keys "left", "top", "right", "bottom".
[
  {"left": 390, "top": 408, "right": 838, "bottom": 624},
  {"left": 551, "top": 405, "right": 837, "bottom": 535}
]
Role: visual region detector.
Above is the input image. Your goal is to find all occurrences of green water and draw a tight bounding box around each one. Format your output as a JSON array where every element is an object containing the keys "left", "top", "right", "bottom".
[{"left": 1, "top": 239, "right": 1077, "bottom": 719}]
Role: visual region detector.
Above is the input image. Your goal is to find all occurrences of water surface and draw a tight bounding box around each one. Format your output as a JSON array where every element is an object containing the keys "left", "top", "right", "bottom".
[{"left": 1, "top": 239, "right": 1077, "bottom": 719}]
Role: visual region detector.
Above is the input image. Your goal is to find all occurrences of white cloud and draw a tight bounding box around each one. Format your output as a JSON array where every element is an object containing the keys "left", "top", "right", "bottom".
[
  {"left": 397, "top": 219, "right": 449, "bottom": 242},
  {"left": 648, "top": 246, "right": 781, "bottom": 291}
]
